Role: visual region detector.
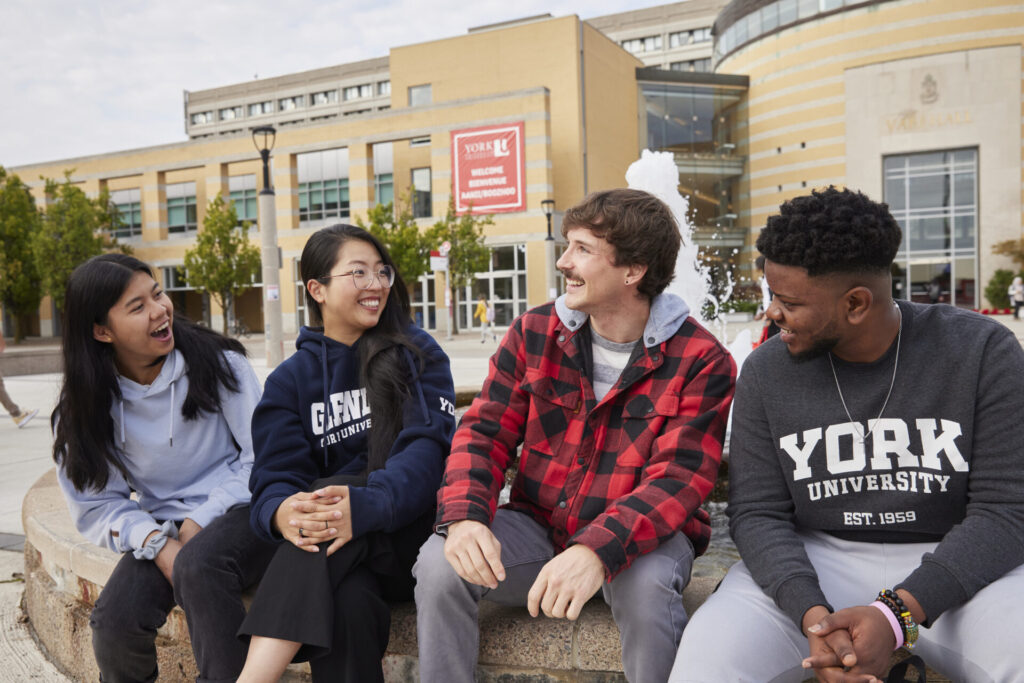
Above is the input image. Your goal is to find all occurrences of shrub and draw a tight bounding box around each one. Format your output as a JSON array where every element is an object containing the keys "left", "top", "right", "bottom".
[{"left": 985, "top": 269, "right": 1016, "bottom": 309}]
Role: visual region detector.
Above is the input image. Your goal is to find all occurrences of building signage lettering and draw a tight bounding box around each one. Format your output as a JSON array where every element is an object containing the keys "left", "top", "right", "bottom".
[
  {"left": 884, "top": 109, "right": 971, "bottom": 134},
  {"left": 451, "top": 122, "right": 525, "bottom": 214}
]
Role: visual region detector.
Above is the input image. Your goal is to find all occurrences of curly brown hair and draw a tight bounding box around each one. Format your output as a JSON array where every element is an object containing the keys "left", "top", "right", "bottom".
[{"left": 562, "top": 189, "right": 681, "bottom": 299}]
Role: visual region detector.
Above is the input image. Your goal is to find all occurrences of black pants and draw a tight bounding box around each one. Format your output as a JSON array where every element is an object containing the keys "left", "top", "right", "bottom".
[
  {"left": 238, "top": 510, "right": 433, "bottom": 683},
  {"left": 90, "top": 505, "right": 276, "bottom": 683},
  {"left": 1014, "top": 300, "right": 1023, "bottom": 319}
]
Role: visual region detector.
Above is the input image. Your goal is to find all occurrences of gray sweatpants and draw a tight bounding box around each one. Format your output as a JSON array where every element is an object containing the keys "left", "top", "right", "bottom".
[
  {"left": 671, "top": 530, "right": 1024, "bottom": 683},
  {"left": 413, "top": 508, "right": 695, "bottom": 683}
]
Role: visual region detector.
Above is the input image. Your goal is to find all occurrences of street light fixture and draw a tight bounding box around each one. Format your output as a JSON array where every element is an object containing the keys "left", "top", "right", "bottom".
[
  {"left": 541, "top": 199, "right": 555, "bottom": 241},
  {"left": 252, "top": 126, "right": 283, "bottom": 367}
]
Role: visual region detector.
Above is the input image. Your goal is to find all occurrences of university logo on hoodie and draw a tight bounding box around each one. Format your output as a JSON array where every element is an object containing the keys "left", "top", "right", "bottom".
[{"left": 312, "top": 388, "right": 371, "bottom": 447}]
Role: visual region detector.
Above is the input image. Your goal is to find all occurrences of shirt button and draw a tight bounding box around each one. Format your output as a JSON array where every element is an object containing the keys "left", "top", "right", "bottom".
[
  {"left": 558, "top": 335, "right": 565, "bottom": 342},
  {"left": 646, "top": 406, "right": 654, "bottom": 414},
  {"left": 577, "top": 457, "right": 585, "bottom": 465},
  {"left": 569, "top": 320, "right": 577, "bottom": 327},
  {"left": 558, "top": 501, "right": 567, "bottom": 509},
  {"left": 647, "top": 336, "right": 656, "bottom": 344},
  {"left": 652, "top": 354, "right": 660, "bottom": 362}
]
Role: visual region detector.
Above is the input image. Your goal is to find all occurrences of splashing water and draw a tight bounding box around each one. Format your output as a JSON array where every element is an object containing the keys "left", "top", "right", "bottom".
[
  {"left": 625, "top": 150, "right": 714, "bottom": 324},
  {"left": 626, "top": 149, "right": 754, "bottom": 372}
]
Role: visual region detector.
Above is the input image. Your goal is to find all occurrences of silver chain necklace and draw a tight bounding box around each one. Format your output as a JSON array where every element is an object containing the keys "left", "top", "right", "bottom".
[{"left": 827, "top": 306, "right": 902, "bottom": 444}]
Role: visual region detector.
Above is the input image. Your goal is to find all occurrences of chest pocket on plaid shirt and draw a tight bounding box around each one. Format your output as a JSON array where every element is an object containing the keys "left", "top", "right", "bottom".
[
  {"left": 608, "top": 393, "right": 680, "bottom": 467},
  {"left": 520, "top": 371, "right": 581, "bottom": 451}
]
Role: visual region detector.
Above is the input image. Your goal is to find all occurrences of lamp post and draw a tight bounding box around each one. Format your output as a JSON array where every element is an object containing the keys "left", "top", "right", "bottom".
[
  {"left": 252, "top": 126, "right": 283, "bottom": 368},
  {"left": 541, "top": 199, "right": 556, "bottom": 300}
]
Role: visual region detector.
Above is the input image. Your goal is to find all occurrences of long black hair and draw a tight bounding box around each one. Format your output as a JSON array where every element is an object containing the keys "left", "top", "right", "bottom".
[
  {"left": 52, "top": 253, "right": 246, "bottom": 492},
  {"left": 301, "top": 224, "right": 422, "bottom": 471}
]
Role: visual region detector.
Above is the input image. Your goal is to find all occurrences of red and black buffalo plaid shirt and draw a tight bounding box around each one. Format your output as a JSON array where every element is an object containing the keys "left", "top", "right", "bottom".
[{"left": 437, "top": 301, "right": 736, "bottom": 579}]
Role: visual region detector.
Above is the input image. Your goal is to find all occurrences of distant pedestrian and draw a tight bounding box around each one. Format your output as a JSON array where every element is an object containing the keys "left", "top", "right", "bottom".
[
  {"left": 474, "top": 294, "right": 496, "bottom": 343},
  {"left": 1010, "top": 276, "right": 1024, "bottom": 320},
  {"left": 0, "top": 330, "right": 37, "bottom": 428}
]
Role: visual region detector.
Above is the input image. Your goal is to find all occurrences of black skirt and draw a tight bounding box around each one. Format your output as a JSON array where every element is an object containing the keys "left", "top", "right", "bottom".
[{"left": 237, "top": 474, "right": 433, "bottom": 663}]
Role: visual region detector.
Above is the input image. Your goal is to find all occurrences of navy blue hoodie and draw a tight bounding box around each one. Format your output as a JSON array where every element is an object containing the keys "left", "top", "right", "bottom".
[{"left": 249, "top": 324, "right": 456, "bottom": 542}]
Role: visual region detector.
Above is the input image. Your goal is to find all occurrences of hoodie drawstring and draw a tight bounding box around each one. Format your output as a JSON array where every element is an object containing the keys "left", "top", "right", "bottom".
[
  {"left": 119, "top": 399, "right": 126, "bottom": 446},
  {"left": 168, "top": 382, "right": 174, "bottom": 447},
  {"left": 321, "top": 339, "right": 330, "bottom": 469}
]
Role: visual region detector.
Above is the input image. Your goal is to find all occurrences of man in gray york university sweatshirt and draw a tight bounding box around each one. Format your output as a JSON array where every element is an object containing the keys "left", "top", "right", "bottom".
[{"left": 671, "top": 187, "right": 1024, "bottom": 683}]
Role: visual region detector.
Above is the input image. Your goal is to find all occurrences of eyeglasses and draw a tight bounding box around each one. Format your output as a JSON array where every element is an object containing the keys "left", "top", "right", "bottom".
[{"left": 318, "top": 266, "right": 395, "bottom": 290}]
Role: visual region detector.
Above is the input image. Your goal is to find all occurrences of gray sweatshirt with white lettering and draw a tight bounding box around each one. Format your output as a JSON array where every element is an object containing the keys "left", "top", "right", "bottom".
[{"left": 728, "top": 300, "right": 1024, "bottom": 627}]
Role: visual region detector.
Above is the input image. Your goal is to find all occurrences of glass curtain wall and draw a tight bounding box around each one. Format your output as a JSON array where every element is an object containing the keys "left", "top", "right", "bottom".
[
  {"left": 298, "top": 148, "right": 350, "bottom": 225},
  {"left": 459, "top": 244, "right": 528, "bottom": 330},
  {"left": 884, "top": 148, "right": 978, "bottom": 308}
]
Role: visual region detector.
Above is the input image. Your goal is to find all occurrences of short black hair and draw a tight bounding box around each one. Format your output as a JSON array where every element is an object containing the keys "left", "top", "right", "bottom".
[{"left": 756, "top": 186, "right": 902, "bottom": 277}]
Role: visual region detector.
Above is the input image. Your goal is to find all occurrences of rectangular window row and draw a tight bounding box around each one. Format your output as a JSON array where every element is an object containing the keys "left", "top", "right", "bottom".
[
  {"left": 189, "top": 81, "right": 392, "bottom": 125},
  {"left": 669, "top": 27, "right": 711, "bottom": 48},
  {"left": 621, "top": 35, "right": 662, "bottom": 54},
  {"left": 670, "top": 58, "right": 712, "bottom": 73}
]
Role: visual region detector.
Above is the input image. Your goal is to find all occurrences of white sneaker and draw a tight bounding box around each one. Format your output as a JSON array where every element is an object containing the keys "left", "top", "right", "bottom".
[{"left": 13, "top": 408, "right": 38, "bottom": 429}]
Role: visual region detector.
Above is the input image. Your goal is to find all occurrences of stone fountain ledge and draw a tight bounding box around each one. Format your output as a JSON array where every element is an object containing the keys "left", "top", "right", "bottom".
[{"left": 22, "top": 468, "right": 721, "bottom": 682}]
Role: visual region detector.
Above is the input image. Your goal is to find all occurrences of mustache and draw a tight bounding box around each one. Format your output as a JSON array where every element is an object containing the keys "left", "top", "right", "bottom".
[{"left": 560, "top": 269, "right": 580, "bottom": 281}]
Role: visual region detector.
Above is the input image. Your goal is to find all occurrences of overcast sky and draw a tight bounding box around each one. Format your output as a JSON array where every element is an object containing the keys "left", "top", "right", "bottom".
[{"left": 1, "top": 0, "right": 654, "bottom": 169}]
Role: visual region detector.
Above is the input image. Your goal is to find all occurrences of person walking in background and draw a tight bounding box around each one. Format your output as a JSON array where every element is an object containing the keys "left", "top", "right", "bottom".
[
  {"left": 474, "top": 294, "right": 496, "bottom": 343},
  {"left": 1009, "top": 276, "right": 1024, "bottom": 320},
  {"left": 0, "top": 326, "right": 38, "bottom": 428}
]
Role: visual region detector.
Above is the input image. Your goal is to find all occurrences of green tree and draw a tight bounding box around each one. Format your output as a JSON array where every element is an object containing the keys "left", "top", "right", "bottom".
[
  {"left": 985, "top": 268, "right": 1016, "bottom": 310},
  {"left": 33, "top": 171, "right": 109, "bottom": 315},
  {"left": 183, "top": 193, "right": 261, "bottom": 335},
  {"left": 425, "top": 197, "right": 493, "bottom": 334},
  {"left": 0, "top": 167, "right": 42, "bottom": 342},
  {"left": 354, "top": 196, "right": 429, "bottom": 285}
]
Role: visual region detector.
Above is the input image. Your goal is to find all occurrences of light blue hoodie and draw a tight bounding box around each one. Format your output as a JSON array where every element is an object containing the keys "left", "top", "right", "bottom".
[{"left": 56, "top": 349, "right": 262, "bottom": 553}]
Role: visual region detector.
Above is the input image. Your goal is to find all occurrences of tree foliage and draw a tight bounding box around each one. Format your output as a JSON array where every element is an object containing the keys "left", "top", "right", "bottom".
[
  {"left": 183, "top": 193, "right": 261, "bottom": 335},
  {"left": 985, "top": 268, "right": 1016, "bottom": 310},
  {"left": 425, "top": 197, "right": 493, "bottom": 334},
  {"left": 993, "top": 238, "right": 1024, "bottom": 271},
  {"left": 354, "top": 196, "right": 429, "bottom": 285},
  {"left": 33, "top": 171, "right": 109, "bottom": 314},
  {"left": 0, "top": 167, "right": 42, "bottom": 341}
]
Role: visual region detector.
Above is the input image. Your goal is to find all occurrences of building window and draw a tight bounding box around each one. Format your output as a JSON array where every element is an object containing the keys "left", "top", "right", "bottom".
[
  {"left": 228, "top": 175, "right": 258, "bottom": 224},
  {"left": 377, "top": 80, "right": 391, "bottom": 96},
  {"left": 410, "top": 274, "right": 437, "bottom": 330},
  {"left": 409, "top": 136, "right": 430, "bottom": 148},
  {"left": 190, "top": 111, "right": 213, "bottom": 125},
  {"left": 408, "top": 84, "right": 432, "bottom": 107},
  {"left": 373, "top": 142, "right": 393, "bottom": 207},
  {"left": 669, "top": 28, "right": 711, "bottom": 48},
  {"left": 167, "top": 182, "right": 197, "bottom": 233},
  {"left": 343, "top": 84, "right": 372, "bottom": 100},
  {"left": 278, "top": 95, "right": 304, "bottom": 111},
  {"left": 621, "top": 35, "right": 662, "bottom": 54},
  {"left": 293, "top": 259, "right": 310, "bottom": 328},
  {"left": 311, "top": 90, "right": 338, "bottom": 106},
  {"left": 343, "top": 109, "right": 371, "bottom": 116},
  {"left": 670, "top": 58, "right": 712, "bottom": 73},
  {"left": 297, "top": 148, "right": 350, "bottom": 224},
  {"left": 884, "top": 148, "right": 978, "bottom": 308},
  {"left": 109, "top": 188, "right": 142, "bottom": 239},
  {"left": 219, "top": 106, "right": 243, "bottom": 121},
  {"left": 248, "top": 101, "right": 273, "bottom": 116},
  {"left": 459, "top": 244, "right": 528, "bottom": 330},
  {"left": 411, "top": 167, "right": 431, "bottom": 218}
]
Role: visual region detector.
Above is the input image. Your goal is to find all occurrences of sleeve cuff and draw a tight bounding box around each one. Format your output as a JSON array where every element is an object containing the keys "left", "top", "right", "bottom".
[
  {"left": 775, "top": 575, "right": 833, "bottom": 629},
  {"left": 897, "top": 560, "right": 967, "bottom": 627},
  {"left": 569, "top": 524, "right": 624, "bottom": 579},
  {"left": 186, "top": 499, "right": 225, "bottom": 530},
  {"left": 125, "top": 518, "right": 164, "bottom": 553},
  {"left": 348, "top": 485, "right": 390, "bottom": 538}
]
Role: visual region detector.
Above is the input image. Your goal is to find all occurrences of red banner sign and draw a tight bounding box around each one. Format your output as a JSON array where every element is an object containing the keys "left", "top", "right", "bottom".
[{"left": 451, "top": 122, "right": 525, "bottom": 215}]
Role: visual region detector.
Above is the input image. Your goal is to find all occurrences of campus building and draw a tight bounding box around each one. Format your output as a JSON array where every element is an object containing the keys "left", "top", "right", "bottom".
[{"left": 5, "top": 0, "right": 1023, "bottom": 339}]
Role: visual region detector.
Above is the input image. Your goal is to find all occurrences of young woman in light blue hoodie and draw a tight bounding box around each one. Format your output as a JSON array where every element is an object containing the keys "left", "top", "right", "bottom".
[
  {"left": 237, "top": 224, "right": 456, "bottom": 683},
  {"left": 52, "top": 253, "right": 276, "bottom": 682}
]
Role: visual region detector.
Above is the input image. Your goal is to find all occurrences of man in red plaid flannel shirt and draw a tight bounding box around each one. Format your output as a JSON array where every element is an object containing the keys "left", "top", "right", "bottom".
[{"left": 414, "top": 189, "right": 736, "bottom": 682}]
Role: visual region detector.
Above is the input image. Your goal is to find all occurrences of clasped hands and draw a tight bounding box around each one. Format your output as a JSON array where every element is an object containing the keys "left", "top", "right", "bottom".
[
  {"left": 273, "top": 485, "right": 353, "bottom": 556},
  {"left": 443, "top": 519, "right": 605, "bottom": 621},
  {"left": 800, "top": 603, "right": 899, "bottom": 683}
]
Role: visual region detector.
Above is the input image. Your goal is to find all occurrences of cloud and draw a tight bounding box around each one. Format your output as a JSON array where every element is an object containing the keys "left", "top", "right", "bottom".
[{"left": 1, "top": 0, "right": 643, "bottom": 168}]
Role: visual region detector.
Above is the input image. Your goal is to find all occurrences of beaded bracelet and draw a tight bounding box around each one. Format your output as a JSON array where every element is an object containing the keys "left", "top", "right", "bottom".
[{"left": 877, "top": 589, "right": 919, "bottom": 650}]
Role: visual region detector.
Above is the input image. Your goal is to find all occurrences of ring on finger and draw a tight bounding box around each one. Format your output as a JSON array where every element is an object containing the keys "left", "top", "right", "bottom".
[
  {"left": 324, "top": 521, "right": 329, "bottom": 531},
  {"left": 299, "top": 527, "right": 305, "bottom": 537}
]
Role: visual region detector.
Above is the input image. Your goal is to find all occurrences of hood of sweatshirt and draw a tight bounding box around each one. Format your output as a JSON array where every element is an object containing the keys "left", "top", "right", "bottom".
[
  {"left": 554, "top": 291, "right": 691, "bottom": 347},
  {"left": 116, "top": 349, "right": 188, "bottom": 447}
]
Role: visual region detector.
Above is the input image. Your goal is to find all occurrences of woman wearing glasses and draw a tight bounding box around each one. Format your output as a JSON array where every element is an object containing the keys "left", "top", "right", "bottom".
[{"left": 238, "top": 224, "right": 456, "bottom": 682}]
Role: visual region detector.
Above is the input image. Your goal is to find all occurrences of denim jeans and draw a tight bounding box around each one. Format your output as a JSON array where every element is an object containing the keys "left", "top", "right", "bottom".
[
  {"left": 413, "top": 508, "right": 695, "bottom": 683},
  {"left": 90, "top": 505, "right": 276, "bottom": 683}
]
